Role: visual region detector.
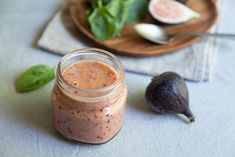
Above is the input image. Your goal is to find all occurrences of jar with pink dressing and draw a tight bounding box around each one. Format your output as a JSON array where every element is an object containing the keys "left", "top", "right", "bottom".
[{"left": 52, "top": 48, "right": 127, "bottom": 144}]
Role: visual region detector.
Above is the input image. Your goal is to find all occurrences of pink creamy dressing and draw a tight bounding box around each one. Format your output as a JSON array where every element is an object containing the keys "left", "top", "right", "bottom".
[
  {"left": 52, "top": 60, "right": 127, "bottom": 143},
  {"left": 63, "top": 61, "right": 118, "bottom": 89}
]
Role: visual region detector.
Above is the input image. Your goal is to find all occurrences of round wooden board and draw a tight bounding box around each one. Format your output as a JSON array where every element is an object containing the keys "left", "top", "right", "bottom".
[{"left": 69, "top": 0, "right": 218, "bottom": 57}]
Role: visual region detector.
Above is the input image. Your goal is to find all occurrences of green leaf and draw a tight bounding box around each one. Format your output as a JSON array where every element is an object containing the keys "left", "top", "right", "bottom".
[
  {"left": 87, "top": 0, "right": 148, "bottom": 40},
  {"left": 106, "top": 0, "right": 129, "bottom": 34},
  {"left": 88, "top": 3, "right": 118, "bottom": 40},
  {"left": 125, "top": 0, "right": 148, "bottom": 23},
  {"left": 88, "top": 0, "right": 128, "bottom": 40},
  {"left": 16, "top": 65, "right": 55, "bottom": 93},
  {"left": 89, "top": 0, "right": 110, "bottom": 9}
]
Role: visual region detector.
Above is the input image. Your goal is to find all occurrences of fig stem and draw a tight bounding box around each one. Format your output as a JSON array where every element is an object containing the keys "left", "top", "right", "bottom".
[
  {"left": 188, "top": 116, "right": 195, "bottom": 123},
  {"left": 183, "top": 110, "right": 195, "bottom": 123}
]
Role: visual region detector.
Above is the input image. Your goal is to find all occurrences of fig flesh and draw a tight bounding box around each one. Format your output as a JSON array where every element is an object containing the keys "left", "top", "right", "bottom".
[
  {"left": 145, "top": 72, "right": 195, "bottom": 123},
  {"left": 148, "top": 0, "right": 200, "bottom": 24}
]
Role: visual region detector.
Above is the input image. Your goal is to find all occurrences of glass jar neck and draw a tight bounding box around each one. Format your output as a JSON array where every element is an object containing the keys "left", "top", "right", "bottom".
[{"left": 55, "top": 48, "right": 125, "bottom": 102}]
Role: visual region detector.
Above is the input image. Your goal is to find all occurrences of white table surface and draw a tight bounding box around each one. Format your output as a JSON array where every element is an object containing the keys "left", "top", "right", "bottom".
[{"left": 1, "top": 0, "right": 235, "bottom": 156}]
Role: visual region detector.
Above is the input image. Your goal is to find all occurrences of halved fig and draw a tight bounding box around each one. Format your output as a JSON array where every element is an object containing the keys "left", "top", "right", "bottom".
[{"left": 148, "top": 0, "right": 200, "bottom": 24}]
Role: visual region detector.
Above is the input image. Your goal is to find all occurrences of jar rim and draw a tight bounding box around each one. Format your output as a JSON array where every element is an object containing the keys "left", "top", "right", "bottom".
[{"left": 56, "top": 48, "right": 125, "bottom": 98}]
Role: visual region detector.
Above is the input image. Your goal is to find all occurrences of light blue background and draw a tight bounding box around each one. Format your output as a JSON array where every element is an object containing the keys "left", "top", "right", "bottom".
[{"left": 0, "top": 0, "right": 235, "bottom": 156}]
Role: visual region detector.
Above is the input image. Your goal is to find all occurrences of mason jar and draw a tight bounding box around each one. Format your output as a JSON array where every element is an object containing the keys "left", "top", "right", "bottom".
[{"left": 52, "top": 48, "right": 127, "bottom": 144}]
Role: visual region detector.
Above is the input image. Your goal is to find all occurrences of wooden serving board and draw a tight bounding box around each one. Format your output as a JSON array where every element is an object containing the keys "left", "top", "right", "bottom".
[{"left": 70, "top": 0, "right": 218, "bottom": 57}]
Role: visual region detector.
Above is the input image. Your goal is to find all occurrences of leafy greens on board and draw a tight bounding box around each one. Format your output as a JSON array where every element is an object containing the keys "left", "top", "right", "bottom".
[
  {"left": 16, "top": 65, "right": 55, "bottom": 93},
  {"left": 87, "top": 0, "right": 148, "bottom": 40},
  {"left": 125, "top": 0, "right": 148, "bottom": 23}
]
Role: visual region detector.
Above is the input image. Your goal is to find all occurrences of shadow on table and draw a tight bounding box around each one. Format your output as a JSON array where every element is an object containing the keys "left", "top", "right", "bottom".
[
  {"left": 2, "top": 82, "right": 94, "bottom": 146},
  {"left": 126, "top": 87, "right": 156, "bottom": 115}
]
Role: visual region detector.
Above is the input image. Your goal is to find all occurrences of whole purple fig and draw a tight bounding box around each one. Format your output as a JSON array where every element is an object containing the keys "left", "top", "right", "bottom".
[{"left": 145, "top": 72, "right": 195, "bottom": 123}]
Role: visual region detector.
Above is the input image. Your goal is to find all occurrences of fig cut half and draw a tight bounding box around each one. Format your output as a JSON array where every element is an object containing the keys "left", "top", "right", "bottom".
[{"left": 148, "top": 0, "right": 200, "bottom": 24}]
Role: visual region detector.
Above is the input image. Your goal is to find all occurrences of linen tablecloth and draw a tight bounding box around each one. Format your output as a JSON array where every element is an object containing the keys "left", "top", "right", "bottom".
[{"left": 1, "top": 0, "right": 235, "bottom": 156}]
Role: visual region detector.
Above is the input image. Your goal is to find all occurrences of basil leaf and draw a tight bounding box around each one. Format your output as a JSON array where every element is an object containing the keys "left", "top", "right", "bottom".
[
  {"left": 87, "top": 0, "right": 147, "bottom": 40},
  {"left": 88, "top": 0, "right": 128, "bottom": 40},
  {"left": 16, "top": 65, "right": 55, "bottom": 93},
  {"left": 125, "top": 0, "right": 148, "bottom": 23},
  {"left": 88, "top": 3, "right": 118, "bottom": 40},
  {"left": 89, "top": 0, "right": 110, "bottom": 9},
  {"left": 106, "top": 0, "right": 128, "bottom": 34}
]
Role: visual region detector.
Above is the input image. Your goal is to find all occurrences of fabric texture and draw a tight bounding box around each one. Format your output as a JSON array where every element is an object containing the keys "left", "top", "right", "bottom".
[
  {"left": 3, "top": 0, "right": 235, "bottom": 157},
  {"left": 38, "top": 3, "right": 217, "bottom": 82}
]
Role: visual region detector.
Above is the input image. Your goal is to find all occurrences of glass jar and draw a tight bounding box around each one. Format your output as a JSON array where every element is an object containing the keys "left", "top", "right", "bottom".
[{"left": 52, "top": 48, "right": 127, "bottom": 144}]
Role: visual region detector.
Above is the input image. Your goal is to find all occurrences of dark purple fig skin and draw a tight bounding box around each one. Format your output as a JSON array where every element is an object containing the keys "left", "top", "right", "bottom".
[
  {"left": 175, "top": 0, "right": 188, "bottom": 4},
  {"left": 145, "top": 72, "right": 195, "bottom": 123}
]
